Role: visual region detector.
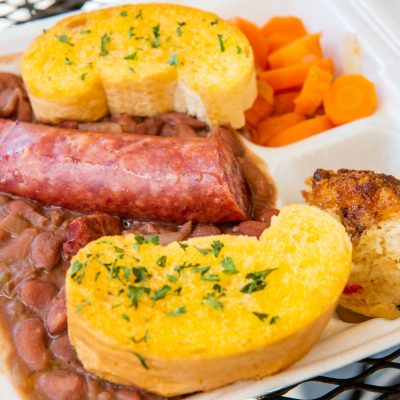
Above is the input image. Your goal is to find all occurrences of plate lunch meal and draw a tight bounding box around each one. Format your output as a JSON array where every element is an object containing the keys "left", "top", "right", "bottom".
[{"left": 0, "top": 1, "right": 400, "bottom": 400}]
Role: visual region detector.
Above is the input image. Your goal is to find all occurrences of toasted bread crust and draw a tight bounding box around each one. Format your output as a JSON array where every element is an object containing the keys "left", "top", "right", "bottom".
[{"left": 21, "top": 4, "right": 257, "bottom": 128}]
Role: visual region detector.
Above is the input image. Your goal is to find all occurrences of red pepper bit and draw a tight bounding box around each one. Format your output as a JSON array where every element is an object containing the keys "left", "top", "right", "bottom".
[{"left": 343, "top": 283, "right": 363, "bottom": 295}]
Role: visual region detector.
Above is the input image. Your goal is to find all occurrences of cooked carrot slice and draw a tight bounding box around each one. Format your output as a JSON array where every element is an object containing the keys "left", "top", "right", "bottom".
[
  {"left": 257, "top": 80, "right": 274, "bottom": 105},
  {"left": 262, "top": 16, "right": 307, "bottom": 38},
  {"left": 323, "top": 75, "right": 377, "bottom": 125},
  {"left": 268, "top": 34, "right": 323, "bottom": 69},
  {"left": 294, "top": 65, "right": 333, "bottom": 116},
  {"left": 259, "top": 58, "right": 334, "bottom": 91},
  {"left": 245, "top": 108, "right": 262, "bottom": 127},
  {"left": 273, "top": 91, "right": 300, "bottom": 115},
  {"left": 262, "top": 17, "right": 308, "bottom": 52},
  {"left": 231, "top": 17, "right": 269, "bottom": 69},
  {"left": 266, "top": 115, "right": 333, "bottom": 147},
  {"left": 252, "top": 96, "right": 273, "bottom": 119},
  {"left": 257, "top": 112, "right": 305, "bottom": 145}
]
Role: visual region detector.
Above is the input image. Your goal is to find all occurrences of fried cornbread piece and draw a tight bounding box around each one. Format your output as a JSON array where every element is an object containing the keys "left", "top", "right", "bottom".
[
  {"left": 66, "top": 204, "right": 351, "bottom": 396},
  {"left": 303, "top": 169, "right": 400, "bottom": 238},
  {"left": 304, "top": 169, "right": 400, "bottom": 319},
  {"left": 20, "top": 4, "right": 256, "bottom": 128}
]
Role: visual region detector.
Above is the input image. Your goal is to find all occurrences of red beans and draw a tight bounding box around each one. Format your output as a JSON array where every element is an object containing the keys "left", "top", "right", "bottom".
[
  {"left": 19, "top": 280, "right": 57, "bottom": 311},
  {"left": 38, "top": 370, "right": 85, "bottom": 400},
  {"left": 238, "top": 220, "right": 269, "bottom": 238},
  {"left": 4, "top": 200, "right": 48, "bottom": 227},
  {"left": 46, "top": 287, "right": 67, "bottom": 335},
  {"left": 257, "top": 208, "right": 280, "bottom": 226},
  {"left": 0, "top": 227, "right": 38, "bottom": 263},
  {"left": 30, "top": 231, "right": 64, "bottom": 271},
  {"left": 192, "top": 224, "right": 222, "bottom": 237},
  {"left": 50, "top": 335, "right": 78, "bottom": 364},
  {"left": 115, "top": 389, "right": 142, "bottom": 400},
  {"left": 14, "top": 318, "right": 47, "bottom": 370}
]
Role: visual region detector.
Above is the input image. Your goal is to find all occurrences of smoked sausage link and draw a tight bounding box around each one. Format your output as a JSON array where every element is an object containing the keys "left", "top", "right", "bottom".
[{"left": 0, "top": 119, "right": 250, "bottom": 223}]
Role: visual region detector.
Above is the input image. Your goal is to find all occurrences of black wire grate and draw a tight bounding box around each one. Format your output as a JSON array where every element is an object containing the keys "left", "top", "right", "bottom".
[
  {"left": 262, "top": 347, "right": 400, "bottom": 399},
  {"left": 0, "top": 1, "right": 399, "bottom": 399}
]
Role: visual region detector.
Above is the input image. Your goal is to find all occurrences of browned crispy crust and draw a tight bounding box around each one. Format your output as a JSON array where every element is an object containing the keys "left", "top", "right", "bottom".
[{"left": 303, "top": 169, "right": 400, "bottom": 238}]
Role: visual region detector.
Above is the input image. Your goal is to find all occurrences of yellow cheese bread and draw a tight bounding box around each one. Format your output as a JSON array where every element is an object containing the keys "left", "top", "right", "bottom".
[
  {"left": 20, "top": 4, "right": 256, "bottom": 127},
  {"left": 66, "top": 204, "right": 351, "bottom": 396}
]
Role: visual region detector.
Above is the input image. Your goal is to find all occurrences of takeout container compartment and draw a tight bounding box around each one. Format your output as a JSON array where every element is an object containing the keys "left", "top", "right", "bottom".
[{"left": 1, "top": 1, "right": 400, "bottom": 400}]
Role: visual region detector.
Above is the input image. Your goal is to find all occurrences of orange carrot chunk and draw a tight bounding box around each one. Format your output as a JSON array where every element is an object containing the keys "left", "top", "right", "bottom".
[
  {"left": 267, "top": 115, "right": 333, "bottom": 147},
  {"left": 273, "top": 91, "right": 300, "bottom": 115},
  {"left": 294, "top": 65, "right": 333, "bottom": 116},
  {"left": 259, "top": 58, "right": 334, "bottom": 91},
  {"left": 268, "top": 34, "right": 323, "bottom": 69},
  {"left": 245, "top": 108, "right": 262, "bottom": 127},
  {"left": 257, "top": 112, "right": 305, "bottom": 145},
  {"left": 262, "top": 16, "right": 308, "bottom": 52},
  {"left": 323, "top": 75, "right": 377, "bottom": 125},
  {"left": 262, "top": 16, "right": 307, "bottom": 38},
  {"left": 231, "top": 17, "right": 269, "bottom": 69},
  {"left": 252, "top": 96, "right": 274, "bottom": 119}
]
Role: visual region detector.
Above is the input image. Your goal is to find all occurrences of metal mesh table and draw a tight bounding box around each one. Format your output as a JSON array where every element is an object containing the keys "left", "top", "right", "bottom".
[{"left": 0, "top": 1, "right": 399, "bottom": 399}]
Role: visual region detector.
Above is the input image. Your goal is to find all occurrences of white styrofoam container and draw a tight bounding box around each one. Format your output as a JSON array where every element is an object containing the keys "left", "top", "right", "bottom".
[{"left": 1, "top": 1, "right": 400, "bottom": 399}]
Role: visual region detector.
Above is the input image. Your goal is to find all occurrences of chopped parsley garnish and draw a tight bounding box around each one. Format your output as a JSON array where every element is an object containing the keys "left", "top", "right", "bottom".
[
  {"left": 129, "top": 67, "right": 136, "bottom": 73},
  {"left": 175, "top": 287, "right": 182, "bottom": 295},
  {"left": 252, "top": 311, "right": 269, "bottom": 322},
  {"left": 135, "top": 9, "right": 143, "bottom": 19},
  {"left": 212, "top": 283, "right": 226, "bottom": 295},
  {"left": 80, "top": 29, "right": 91, "bottom": 35},
  {"left": 217, "top": 34, "right": 226, "bottom": 52},
  {"left": 196, "top": 241, "right": 224, "bottom": 257},
  {"left": 128, "top": 26, "right": 135, "bottom": 38},
  {"left": 210, "top": 18, "right": 219, "bottom": 26},
  {"left": 100, "top": 33, "right": 111, "bottom": 56},
  {"left": 195, "top": 246, "right": 210, "bottom": 256},
  {"left": 94, "top": 271, "right": 101, "bottom": 282},
  {"left": 270, "top": 316, "right": 280, "bottom": 325},
  {"left": 150, "top": 285, "right": 171, "bottom": 301},
  {"left": 211, "top": 240, "right": 224, "bottom": 257},
  {"left": 168, "top": 306, "right": 187, "bottom": 317},
  {"left": 75, "top": 299, "right": 91, "bottom": 313},
  {"left": 81, "top": 72, "right": 88, "bottom": 81},
  {"left": 131, "top": 351, "right": 148, "bottom": 369},
  {"left": 124, "top": 52, "right": 138, "bottom": 61},
  {"left": 200, "top": 273, "right": 220, "bottom": 282},
  {"left": 167, "top": 274, "right": 178, "bottom": 283},
  {"left": 221, "top": 256, "right": 238, "bottom": 275},
  {"left": 240, "top": 268, "right": 276, "bottom": 294},
  {"left": 123, "top": 266, "right": 131, "bottom": 281},
  {"left": 127, "top": 285, "right": 150, "bottom": 308},
  {"left": 131, "top": 331, "right": 149, "bottom": 343},
  {"left": 236, "top": 45, "right": 243, "bottom": 54},
  {"left": 120, "top": 10, "right": 128, "bottom": 17},
  {"left": 203, "top": 293, "right": 223, "bottom": 310},
  {"left": 121, "top": 313, "right": 130, "bottom": 322},
  {"left": 132, "top": 266, "right": 150, "bottom": 283},
  {"left": 64, "top": 57, "right": 72, "bottom": 65},
  {"left": 149, "top": 23, "right": 161, "bottom": 48},
  {"left": 147, "top": 235, "right": 160, "bottom": 245},
  {"left": 70, "top": 260, "right": 86, "bottom": 284},
  {"left": 114, "top": 246, "right": 124, "bottom": 253},
  {"left": 174, "top": 261, "right": 200, "bottom": 275},
  {"left": 55, "top": 34, "right": 73, "bottom": 46},
  {"left": 166, "top": 53, "right": 178, "bottom": 66},
  {"left": 176, "top": 21, "right": 186, "bottom": 36},
  {"left": 178, "top": 242, "right": 188, "bottom": 251},
  {"left": 156, "top": 255, "right": 167, "bottom": 268},
  {"left": 192, "top": 266, "right": 210, "bottom": 276}
]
